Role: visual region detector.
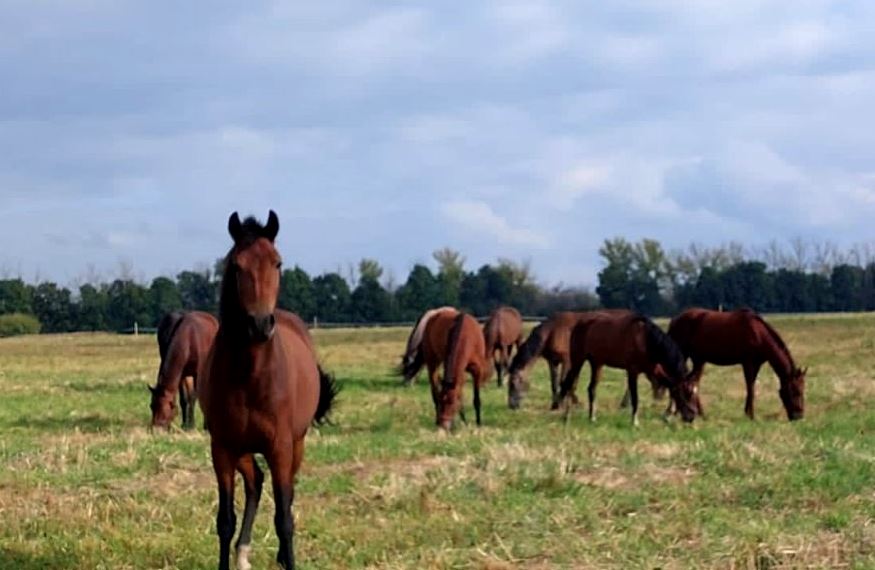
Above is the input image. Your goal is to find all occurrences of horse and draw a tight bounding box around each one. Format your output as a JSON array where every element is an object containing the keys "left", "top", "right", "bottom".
[
  {"left": 557, "top": 311, "right": 698, "bottom": 425},
  {"left": 668, "top": 308, "right": 805, "bottom": 421},
  {"left": 399, "top": 306, "right": 459, "bottom": 384},
  {"left": 198, "top": 211, "right": 337, "bottom": 570},
  {"left": 149, "top": 310, "right": 218, "bottom": 430},
  {"left": 507, "top": 309, "right": 661, "bottom": 409},
  {"left": 402, "top": 310, "right": 491, "bottom": 430},
  {"left": 482, "top": 306, "right": 523, "bottom": 387}
]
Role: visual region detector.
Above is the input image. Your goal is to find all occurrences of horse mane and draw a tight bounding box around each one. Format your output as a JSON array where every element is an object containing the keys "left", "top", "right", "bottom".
[
  {"left": 509, "top": 323, "right": 546, "bottom": 374},
  {"left": 637, "top": 314, "right": 688, "bottom": 380},
  {"left": 399, "top": 306, "right": 457, "bottom": 381},
  {"left": 443, "top": 312, "right": 467, "bottom": 389},
  {"left": 747, "top": 311, "right": 796, "bottom": 370},
  {"left": 157, "top": 311, "right": 186, "bottom": 361}
]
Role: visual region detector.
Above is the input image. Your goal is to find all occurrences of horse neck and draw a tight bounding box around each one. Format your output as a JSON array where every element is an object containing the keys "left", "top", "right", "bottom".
[
  {"left": 762, "top": 333, "right": 795, "bottom": 383},
  {"left": 510, "top": 325, "right": 546, "bottom": 373}
]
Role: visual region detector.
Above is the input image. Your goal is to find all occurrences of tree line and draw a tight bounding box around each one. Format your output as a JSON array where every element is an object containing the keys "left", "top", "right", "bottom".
[
  {"left": 0, "top": 248, "right": 597, "bottom": 333},
  {"left": 1, "top": 238, "right": 873, "bottom": 335}
]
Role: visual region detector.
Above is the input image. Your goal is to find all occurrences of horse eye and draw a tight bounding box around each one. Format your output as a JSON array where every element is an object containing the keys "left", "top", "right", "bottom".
[{"left": 276, "top": 261, "right": 283, "bottom": 269}]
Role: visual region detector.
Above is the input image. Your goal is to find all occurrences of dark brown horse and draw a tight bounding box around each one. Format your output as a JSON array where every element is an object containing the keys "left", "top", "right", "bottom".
[
  {"left": 199, "top": 211, "right": 337, "bottom": 570},
  {"left": 558, "top": 311, "right": 698, "bottom": 425},
  {"left": 507, "top": 310, "right": 652, "bottom": 409},
  {"left": 483, "top": 306, "right": 523, "bottom": 387},
  {"left": 403, "top": 310, "right": 491, "bottom": 430},
  {"left": 668, "top": 308, "right": 805, "bottom": 421},
  {"left": 149, "top": 310, "right": 218, "bottom": 429},
  {"left": 399, "top": 306, "right": 459, "bottom": 384}
]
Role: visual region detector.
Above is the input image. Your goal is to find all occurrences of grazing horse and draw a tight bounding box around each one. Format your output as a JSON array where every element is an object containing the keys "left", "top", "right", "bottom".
[
  {"left": 403, "top": 310, "right": 491, "bottom": 430},
  {"left": 149, "top": 310, "right": 218, "bottom": 429},
  {"left": 558, "top": 311, "right": 698, "bottom": 425},
  {"left": 399, "top": 306, "right": 459, "bottom": 384},
  {"left": 668, "top": 308, "right": 805, "bottom": 421},
  {"left": 483, "top": 306, "right": 523, "bottom": 387},
  {"left": 199, "top": 211, "right": 337, "bottom": 570},
  {"left": 507, "top": 310, "right": 654, "bottom": 409}
]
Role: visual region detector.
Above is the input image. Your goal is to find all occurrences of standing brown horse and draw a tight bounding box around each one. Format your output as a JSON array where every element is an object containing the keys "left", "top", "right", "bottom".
[
  {"left": 668, "top": 308, "right": 805, "bottom": 421},
  {"left": 149, "top": 310, "right": 218, "bottom": 429},
  {"left": 402, "top": 310, "right": 491, "bottom": 430},
  {"left": 558, "top": 311, "right": 698, "bottom": 425},
  {"left": 399, "top": 306, "right": 459, "bottom": 384},
  {"left": 199, "top": 211, "right": 337, "bottom": 570},
  {"left": 483, "top": 306, "right": 523, "bottom": 387}
]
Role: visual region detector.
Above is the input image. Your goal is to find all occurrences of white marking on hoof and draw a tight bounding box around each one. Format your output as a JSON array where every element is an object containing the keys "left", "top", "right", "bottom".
[{"left": 236, "top": 544, "right": 252, "bottom": 570}]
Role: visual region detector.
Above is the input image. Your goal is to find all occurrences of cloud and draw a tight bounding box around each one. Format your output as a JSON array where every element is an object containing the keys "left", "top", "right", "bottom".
[{"left": 441, "top": 200, "right": 549, "bottom": 248}]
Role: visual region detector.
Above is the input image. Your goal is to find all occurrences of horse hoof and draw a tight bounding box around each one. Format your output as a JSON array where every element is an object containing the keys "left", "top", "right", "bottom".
[{"left": 236, "top": 545, "right": 252, "bottom": 570}]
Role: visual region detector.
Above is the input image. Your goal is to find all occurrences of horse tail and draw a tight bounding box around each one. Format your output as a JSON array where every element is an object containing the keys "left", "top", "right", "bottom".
[
  {"left": 509, "top": 323, "right": 546, "bottom": 374},
  {"left": 443, "top": 313, "right": 467, "bottom": 390},
  {"left": 640, "top": 315, "right": 688, "bottom": 381},
  {"left": 314, "top": 365, "right": 340, "bottom": 426}
]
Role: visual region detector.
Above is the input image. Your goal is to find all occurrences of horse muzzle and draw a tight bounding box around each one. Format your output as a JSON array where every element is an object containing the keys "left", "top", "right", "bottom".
[{"left": 247, "top": 313, "right": 276, "bottom": 342}]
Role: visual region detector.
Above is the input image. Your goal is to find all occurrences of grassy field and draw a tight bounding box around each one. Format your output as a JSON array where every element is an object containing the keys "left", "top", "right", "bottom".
[{"left": 1, "top": 314, "right": 875, "bottom": 569}]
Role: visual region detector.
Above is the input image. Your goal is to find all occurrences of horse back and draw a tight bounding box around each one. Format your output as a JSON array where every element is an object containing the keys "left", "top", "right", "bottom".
[{"left": 671, "top": 308, "right": 765, "bottom": 364}]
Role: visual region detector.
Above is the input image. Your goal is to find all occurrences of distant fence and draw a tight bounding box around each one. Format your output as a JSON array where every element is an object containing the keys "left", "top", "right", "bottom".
[{"left": 120, "top": 315, "right": 547, "bottom": 334}]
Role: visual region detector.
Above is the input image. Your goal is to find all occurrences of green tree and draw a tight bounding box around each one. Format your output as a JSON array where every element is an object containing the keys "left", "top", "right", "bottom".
[
  {"left": 77, "top": 283, "right": 108, "bottom": 331},
  {"left": 31, "top": 282, "right": 74, "bottom": 332},
  {"left": 149, "top": 277, "right": 182, "bottom": 324},
  {"left": 596, "top": 238, "right": 668, "bottom": 314},
  {"left": 830, "top": 264, "right": 864, "bottom": 311},
  {"left": 395, "top": 264, "right": 441, "bottom": 319},
  {"left": 279, "top": 266, "right": 316, "bottom": 320},
  {"left": 358, "top": 259, "right": 384, "bottom": 283},
  {"left": 433, "top": 247, "right": 465, "bottom": 306},
  {"left": 312, "top": 273, "right": 351, "bottom": 323},
  {"left": 105, "top": 279, "right": 151, "bottom": 331},
  {"left": 177, "top": 270, "right": 216, "bottom": 312},
  {"left": 0, "top": 279, "right": 33, "bottom": 315},
  {"left": 351, "top": 276, "right": 394, "bottom": 322}
]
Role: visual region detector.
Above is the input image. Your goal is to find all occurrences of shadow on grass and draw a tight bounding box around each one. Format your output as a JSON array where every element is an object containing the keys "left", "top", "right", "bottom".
[
  {"left": 2, "top": 413, "right": 125, "bottom": 432},
  {"left": 0, "top": 549, "right": 80, "bottom": 569}
]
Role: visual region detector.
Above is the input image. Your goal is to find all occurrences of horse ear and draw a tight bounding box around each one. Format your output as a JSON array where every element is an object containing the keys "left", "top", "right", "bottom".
[
  {"left": 228, "top": 212, "right": 243, "bottom": 242},
  {"left": 147, "top": 384, "right": 156, "bottom": 394},
  {"left": 265, "top": 210, "right": 279, "bottom": 241}
]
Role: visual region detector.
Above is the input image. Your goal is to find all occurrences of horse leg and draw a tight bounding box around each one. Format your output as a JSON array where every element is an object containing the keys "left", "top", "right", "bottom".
[
  {"left": 473, "top": 369, "right": 482, "bottom": 426},
  {"left": 691, "top": 360, "right": 706, "bottom": 419},
  {"left": 743, "top": 361, "right": 762, "bottom": 420},
  {"left": 234, "top": 454, "right": 264, "bottom": 570},
  {"left": 268, "top": 443, "right": 298, "bottom": 569},
  {"left": 587, "top": 364, "right": 603, "bottom": 422},
  {"left": 427, "top": 363, "right": 440, "bottom": 415},
  {"left": 181, "top": 376, "right": 196, "bottom": 430},
  {"left": 548, "top": 360, "right": 561, "bottom": 404},
  {"left": 495, "top": 346, "right": 507, "bottom": 388},
  {"left": 627, "top": 371, "right": 640, "bottom": 427},
  {"left": 211, "top": 443, "right": 238, "bottom": 570},
  {"left": 556, "top": 357, "right": 584, "bottom": 412}
]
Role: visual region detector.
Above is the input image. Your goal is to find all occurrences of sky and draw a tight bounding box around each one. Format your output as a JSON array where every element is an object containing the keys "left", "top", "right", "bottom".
[{"left": 3, "top": 1, "right": 875, "bottom": 288}]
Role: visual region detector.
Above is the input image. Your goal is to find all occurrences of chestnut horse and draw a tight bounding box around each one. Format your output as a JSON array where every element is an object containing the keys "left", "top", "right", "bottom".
[
  {"left": 558, "top": 311, "right": 698, "bottom": 425},
  {"left": 668, "top": 308, "right": 805, "bottom": 421},
  {"left": 199, "top": 211, "right": 337, "bottom": 570},
  {"left": 149, "top": 310, "right": 217, "bottom": 429},
  {"left": 403, "top": 310, "right": 491, "bottom": 430},
  {"left": 483, "top": 306, "right": 523, "bottom": 387},
  {"left": 399, "top": 306, "right": 459, "bottom": 384}
]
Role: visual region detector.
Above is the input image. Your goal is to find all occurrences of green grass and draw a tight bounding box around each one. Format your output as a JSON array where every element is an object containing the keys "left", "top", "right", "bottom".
[{"left": 2, "top": 315, "right": 875, "bottom": 568}]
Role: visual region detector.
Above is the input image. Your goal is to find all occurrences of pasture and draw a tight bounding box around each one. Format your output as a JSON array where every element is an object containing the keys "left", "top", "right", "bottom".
[{"left": 1, "top": 314, "right": 875, "bottom": 569}]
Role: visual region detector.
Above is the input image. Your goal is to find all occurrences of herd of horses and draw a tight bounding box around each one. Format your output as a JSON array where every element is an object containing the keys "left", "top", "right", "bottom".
[{"left": 146, "top": 212, "right": 807, "bottom": 569}]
